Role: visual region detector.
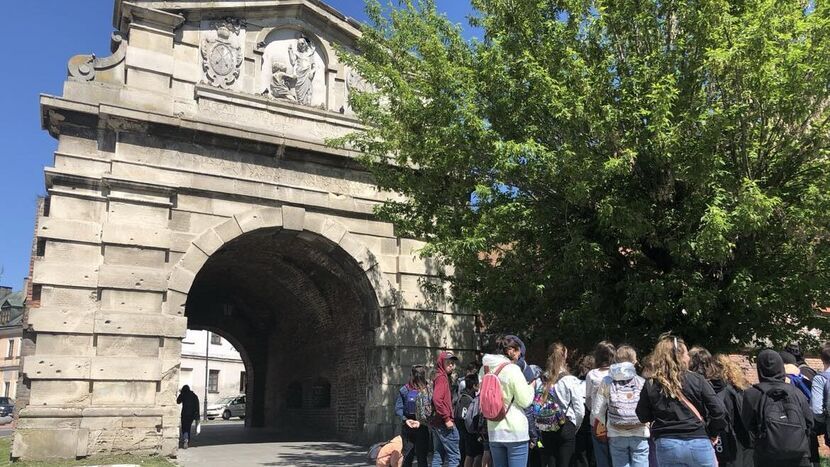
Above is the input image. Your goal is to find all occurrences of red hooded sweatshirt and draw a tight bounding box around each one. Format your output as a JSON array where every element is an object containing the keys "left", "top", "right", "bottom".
[{"left": 431, "top": 351, "right": 456, "bottom": 427}]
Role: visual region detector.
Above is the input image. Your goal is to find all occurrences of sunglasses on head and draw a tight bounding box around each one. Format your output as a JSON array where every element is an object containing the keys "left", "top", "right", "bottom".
[{"left": 658, "top": 332, "right": 682, "bottom": 356}]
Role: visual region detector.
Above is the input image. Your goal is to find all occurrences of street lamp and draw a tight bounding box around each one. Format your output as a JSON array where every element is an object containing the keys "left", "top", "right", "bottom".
[{"left": 203, "top": 331, "right": 209, "bottom": 421}]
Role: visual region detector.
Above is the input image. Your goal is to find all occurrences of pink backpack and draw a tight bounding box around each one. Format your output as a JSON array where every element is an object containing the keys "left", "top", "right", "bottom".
[{"left": 480, "top": 362, "right": 511, "bottom": 421}]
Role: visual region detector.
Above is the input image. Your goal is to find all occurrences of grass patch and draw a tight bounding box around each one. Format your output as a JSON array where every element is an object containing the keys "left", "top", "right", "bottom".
[{"left": 0, "top": 437, "right": 175, "bottom": 466}]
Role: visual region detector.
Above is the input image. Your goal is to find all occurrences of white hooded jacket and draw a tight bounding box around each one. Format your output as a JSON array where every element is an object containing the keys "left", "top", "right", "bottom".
[{"left": 591, "top": 362, "right": 650, "bottom": 438}]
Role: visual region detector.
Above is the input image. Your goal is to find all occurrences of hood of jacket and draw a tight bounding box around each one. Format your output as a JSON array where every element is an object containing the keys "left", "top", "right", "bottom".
[
  {"left": 784, "top": 363, "right": 801, "bottom": 376},
  {"left": 757, "top": 349, "right": 786, "bottom": 383},
  {"left": 528, "top": 364, "right": 543, "bottom": 382},
  {"left": 710, "top": 378, "right": 727, "bottom": 393},
  {"left": 435, "top": 351, "right": 457, "bottom": 375},
  {"left": 610, "top": 361, "right": 637, "bottom": 381},
  {"left": 482, "top": 353, "right": 510, "bottom": 372}
]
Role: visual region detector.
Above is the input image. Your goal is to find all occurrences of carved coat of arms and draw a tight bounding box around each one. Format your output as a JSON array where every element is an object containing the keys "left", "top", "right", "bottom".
[{"left": 201, "top": 19, "right": 244, "bottom": 89}]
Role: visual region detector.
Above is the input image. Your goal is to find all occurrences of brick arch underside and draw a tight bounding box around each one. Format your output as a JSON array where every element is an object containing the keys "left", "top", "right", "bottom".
[{"left": 167, "top": 206, "right": 396, "bottom": 442}]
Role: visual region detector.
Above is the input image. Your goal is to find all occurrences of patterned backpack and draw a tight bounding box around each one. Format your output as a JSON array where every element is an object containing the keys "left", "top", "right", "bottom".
[
  {"left": 607, "top": 375, "right": 645, "bottom": 427},
  {"left": 414, "top": 385, "right": 434, "bottom": 424},
  {"left": 532, "top": 383, "right": 568, "bottom": 432}
]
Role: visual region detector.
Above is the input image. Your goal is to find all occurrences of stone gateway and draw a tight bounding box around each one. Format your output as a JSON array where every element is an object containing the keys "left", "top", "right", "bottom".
[{"left": 16, "top": 0, "right": 475, "bottom": 461}]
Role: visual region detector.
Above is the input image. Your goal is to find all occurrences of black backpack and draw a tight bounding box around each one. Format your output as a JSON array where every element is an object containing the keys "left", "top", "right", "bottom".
[
  {"left": 714, "top": 384, "right": 740, "bottom": 462},
  {"left": 753, "top": 383, "right": 809, "bottom": 461},
  {"left": 454, "top": 392, "right": 474, "bottom": 424}
]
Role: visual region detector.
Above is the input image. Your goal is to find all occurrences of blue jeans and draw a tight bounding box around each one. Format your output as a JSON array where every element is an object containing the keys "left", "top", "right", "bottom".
[
  {"left": 431, "top": 425, "right": 461, "bottom": 467},
  {"left": 592, "top": 434, "right": 612, "bottom": 467},
  {"left": 490, "top": 441, "right": 529, "bottom": 467},
  {"left": 609, "top": 436, "right": 649, "bottom": 467},
  {"left": 654, "top": 437, "right": 716, "bottom": 467}
]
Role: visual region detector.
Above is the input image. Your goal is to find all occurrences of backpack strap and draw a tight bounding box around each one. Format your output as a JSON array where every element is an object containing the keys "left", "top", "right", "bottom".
[
  {"left": 493, "top": 362, "right": 510, "bottom": 376},
  {"left": 753, "top": 383, "right": 772, "bottom": 437},
  {"left": 679, "top": 392, "right": 704, "bottom": 423},
  {"left": 491, "top": 361, "right": 515, "bottom": 412}
]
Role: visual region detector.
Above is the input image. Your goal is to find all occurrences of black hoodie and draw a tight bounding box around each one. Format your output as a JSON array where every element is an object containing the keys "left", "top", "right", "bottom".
[
  {"left": 177, "top": 386, "right": 200, "bottom": 420},
  {"left": 636, "top": 370, "right": 726, "bottom": 439},
  {"left": 741, "top": 350, "right": 813, "bottom": 466}
]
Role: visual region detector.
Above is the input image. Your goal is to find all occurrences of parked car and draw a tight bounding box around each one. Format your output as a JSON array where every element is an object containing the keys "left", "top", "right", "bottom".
[
  {"left": 0, "top": 397, "right": 14, "bottom": 418},
  {"left": 205, "top": 395, "right": 246, "bottom": 420}
]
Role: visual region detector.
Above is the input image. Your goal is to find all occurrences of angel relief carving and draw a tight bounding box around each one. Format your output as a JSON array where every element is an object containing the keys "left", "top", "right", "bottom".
[
  {"left": 288, "top": 36, "right": 317, "bottom": 105},
  {"left": 269, "top": 62, "right": 297, "bottom": 102},
  {"left": 265, "top": 34, "right": 321, "bottom": 106},
  {"left": 202, "top": 18, "right": 244, "bottom": 89}
]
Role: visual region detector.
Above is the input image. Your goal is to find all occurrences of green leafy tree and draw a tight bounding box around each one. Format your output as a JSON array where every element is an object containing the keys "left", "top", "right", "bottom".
[{"left": 334, "top": 0, "right": 830, "bottom": 351}]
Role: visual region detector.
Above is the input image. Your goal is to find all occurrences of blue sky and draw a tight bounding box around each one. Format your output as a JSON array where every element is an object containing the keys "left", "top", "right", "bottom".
[{"left": 0, "top": 1, "right": 476, "bottom": 290}]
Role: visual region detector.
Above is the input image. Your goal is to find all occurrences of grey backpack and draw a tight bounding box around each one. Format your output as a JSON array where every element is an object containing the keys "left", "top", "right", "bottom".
[{"left": 607, "top": 376, "right": 645, "bottom": 427}]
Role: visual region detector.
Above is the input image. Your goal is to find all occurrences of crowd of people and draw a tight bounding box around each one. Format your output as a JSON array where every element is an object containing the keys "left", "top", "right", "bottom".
[{"left": 377, "top": 334, "right": 830, "bottom": 467}]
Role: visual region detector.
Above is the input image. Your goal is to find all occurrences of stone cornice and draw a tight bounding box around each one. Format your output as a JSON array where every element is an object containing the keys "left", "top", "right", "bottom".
[
  {"left": 114, "top": 0, "right": 362, "bottom": 37},
  {"left": 39, "top": 94, "right": 363, "bottom": 161},
  {"left": 118, "top": 2, "right": 185, "bottom": 33}
]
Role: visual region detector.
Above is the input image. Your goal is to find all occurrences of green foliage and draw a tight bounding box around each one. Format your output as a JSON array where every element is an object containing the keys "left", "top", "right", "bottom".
[{"left": 333, "top": 0, "right": 830, "bottom": 351}]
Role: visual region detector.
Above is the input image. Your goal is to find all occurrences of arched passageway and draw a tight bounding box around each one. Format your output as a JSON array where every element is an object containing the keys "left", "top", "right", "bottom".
[{"left": 184, "top": 222, "right": 378, "bottom": 442}]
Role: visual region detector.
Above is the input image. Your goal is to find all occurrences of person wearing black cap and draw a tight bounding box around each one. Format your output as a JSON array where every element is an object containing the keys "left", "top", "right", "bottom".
[
  {"left": 742, "top": 349, "right": 813, "bottom": 467},
  {"left": 786, "top": 342, "right": 818, "bottom": 383},
  {"left": 431, "top": 350, "right": 460, "bottom": 467}
]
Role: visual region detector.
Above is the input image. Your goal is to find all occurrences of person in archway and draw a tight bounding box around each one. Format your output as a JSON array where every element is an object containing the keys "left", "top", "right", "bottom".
[{"left": 177, "top": 385, "right": 200, "bottom": 449}]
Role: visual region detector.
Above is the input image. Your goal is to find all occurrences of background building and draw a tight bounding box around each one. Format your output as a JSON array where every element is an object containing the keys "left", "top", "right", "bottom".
[
  {"left": 0, "top": 287, "right": 24, "bottom": 399},
  {"left": 179, "top": 330, "right": 245, "bottom": 405}
]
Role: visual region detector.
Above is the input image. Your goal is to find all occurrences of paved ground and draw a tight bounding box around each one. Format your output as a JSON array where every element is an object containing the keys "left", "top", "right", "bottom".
[{"left": 176, "top": 421, "right": 368, "bottom": 466}]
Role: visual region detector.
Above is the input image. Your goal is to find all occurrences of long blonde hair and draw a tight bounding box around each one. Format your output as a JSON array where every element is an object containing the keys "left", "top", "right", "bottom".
[
  {"left": 650, "top": 335, "right": 688, "bottom": 399},
  {"left": 716, "top": 354, "right": 749, "bottom": 390},
  {"left": 543, "top": 342, "right": 569, "bottom": 397}
]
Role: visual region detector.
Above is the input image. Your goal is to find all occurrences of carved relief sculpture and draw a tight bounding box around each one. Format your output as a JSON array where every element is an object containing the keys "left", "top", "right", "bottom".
[
  {"left": 288, "top": 35, "right": 317, "bottom": 105},
  {"left": 346, "top": 68, "right": 375, "bottom": 111},
  {"left": 201, "top": 18, "right": 244, "bottom": 89},
  {"left": 269, "top": 62, "right": 297, "bottom": 101},
  {"left": 347, "top": 68, "right": 372, "bottom": 94}
]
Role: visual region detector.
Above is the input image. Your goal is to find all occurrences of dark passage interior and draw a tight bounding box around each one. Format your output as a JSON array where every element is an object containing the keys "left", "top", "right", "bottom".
[{"left": 185, "top": 226, "right": 376, "bottom": 442}]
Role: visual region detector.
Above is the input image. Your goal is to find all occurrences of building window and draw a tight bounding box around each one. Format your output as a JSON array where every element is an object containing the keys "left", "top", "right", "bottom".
[
  {"left": 6, "top": 340, "right": 13, "bottom": 359},
  {"left": 239, "top": 371, "right": 246, "bottom": 393},
  {"left": 208, "top": 370, "right": 219, "bottom": 393},
  {"left": 180, "top": 367, "right": 193, "bottom": 387},
  {"left": 3, "top": 382, "right": 9, "bottom": 397},
  {"left": 210, "top": 333, "right": 221, "bottom": 345}
]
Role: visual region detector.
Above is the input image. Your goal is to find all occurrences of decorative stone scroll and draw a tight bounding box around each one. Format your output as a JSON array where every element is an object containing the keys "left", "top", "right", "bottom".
[
  {"left": 201, "top": 18, "right": 244, "bottom": 89},
  {"left": 67, "top": 32, "right": 127, "bottom": 82}
]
